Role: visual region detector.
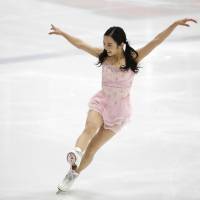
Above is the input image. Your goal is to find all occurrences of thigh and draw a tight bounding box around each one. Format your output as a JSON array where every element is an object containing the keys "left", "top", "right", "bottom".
[
  {"left": 85, "top": 109, "right": 104, "bottom": 132},
  {"left": 87, "top": 126, "right": 116, "bottom": 153}
]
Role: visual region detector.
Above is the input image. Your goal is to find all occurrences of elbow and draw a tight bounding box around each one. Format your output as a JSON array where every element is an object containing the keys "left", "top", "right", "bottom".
[
  {"left": 153, "top": 37, "right": 162, "bottom": 46},
  {"left": 76, "top": 41, "right": 84, "bottom": 49},
  {"left": 154, "top": 36, "right": 161, "bottom": 42},
  {"left": 76, "top": 43, "right": 82, "bottom": 49}
]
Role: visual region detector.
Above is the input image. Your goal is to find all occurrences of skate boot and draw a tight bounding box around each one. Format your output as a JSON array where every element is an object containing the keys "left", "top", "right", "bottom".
[
  {"left": 57, "top": 169, "right": 79, "bottom": 191},
  {"left": 67, "top": 147, "right": 83, "bottom": 170}
]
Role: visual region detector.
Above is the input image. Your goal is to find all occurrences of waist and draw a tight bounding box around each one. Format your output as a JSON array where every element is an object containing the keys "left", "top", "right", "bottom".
[
  {"left": 102, "top": 86, "right": 130, "bottom": 99},
  {"left": 102, "top": 82, "right": 131, "bottom": 88}
]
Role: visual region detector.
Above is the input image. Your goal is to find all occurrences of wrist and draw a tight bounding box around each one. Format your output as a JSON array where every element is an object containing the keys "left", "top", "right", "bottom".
[
  {"left": 60, "top": 31, "right": 65, "bottom": 36},
  {"left": 172, "top": 21, "right": 178, "bottom": 28}
]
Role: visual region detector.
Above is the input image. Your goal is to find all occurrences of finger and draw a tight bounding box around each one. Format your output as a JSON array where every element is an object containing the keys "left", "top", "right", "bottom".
[
  {"left": 51, "top": 24, "right": 56, "bottom": 29},
  {"left": 186, "top": 19, "right": 197, "bottom": 23},
  {"left": 51, "top": 31, "right": 59, "bottom": 35},
  {"left": 190, "top": 19, "right": 198, "bottom": 23}
]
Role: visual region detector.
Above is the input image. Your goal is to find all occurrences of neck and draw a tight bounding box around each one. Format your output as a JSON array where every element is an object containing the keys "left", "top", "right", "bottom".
[{"left": 112, "top": 50, "right": 124, "bottom": 62}]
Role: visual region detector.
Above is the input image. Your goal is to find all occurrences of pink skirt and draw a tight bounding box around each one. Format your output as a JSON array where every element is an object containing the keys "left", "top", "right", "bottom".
[{"left": 88, "top": 89, "right": 132, "bottom": 133}]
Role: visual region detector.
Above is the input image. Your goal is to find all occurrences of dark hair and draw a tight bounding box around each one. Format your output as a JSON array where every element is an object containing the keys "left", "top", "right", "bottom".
[{"left": 96, "top": 26, "right": 142, "bottom": 73}]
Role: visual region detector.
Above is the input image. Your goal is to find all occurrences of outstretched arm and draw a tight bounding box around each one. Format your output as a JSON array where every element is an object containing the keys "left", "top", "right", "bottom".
[
  {"left": 48, "top": 24, "right": 83, "bottom": 48},
  {"left": 136, "top": 18, "right": 197, "bottom": 63},
  {"left": 48, "top": 24, "right": 103, "bottom": 58}
]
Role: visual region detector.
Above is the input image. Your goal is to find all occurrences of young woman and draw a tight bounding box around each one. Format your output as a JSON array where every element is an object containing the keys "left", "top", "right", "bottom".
[{"left": 48, "top": 18, "right": 197, "bottom": 191}]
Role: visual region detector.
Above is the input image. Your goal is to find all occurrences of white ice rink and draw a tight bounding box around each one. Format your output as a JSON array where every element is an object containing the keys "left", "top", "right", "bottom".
[{"left": 0, "top": 0, "right": 200, "bottom": 199}]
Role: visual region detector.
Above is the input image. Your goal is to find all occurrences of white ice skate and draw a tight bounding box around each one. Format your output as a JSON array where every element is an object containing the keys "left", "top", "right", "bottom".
[
  {"left": 67, "top": 147, "right": 83, "bottom": 170},
  {"left": 57, "top": 169, "right": 79, "bottom": 191}
]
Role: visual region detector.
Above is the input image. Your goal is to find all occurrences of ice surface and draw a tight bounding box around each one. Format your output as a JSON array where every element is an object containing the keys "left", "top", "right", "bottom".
[{"left": 0, "top": 0, "right": 200, "bottom": 199}]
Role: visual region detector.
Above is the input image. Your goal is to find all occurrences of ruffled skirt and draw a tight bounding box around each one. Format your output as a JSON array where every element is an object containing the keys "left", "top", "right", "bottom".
[{"left": 88, "top": 89, "right": 132, "bottom": 133}]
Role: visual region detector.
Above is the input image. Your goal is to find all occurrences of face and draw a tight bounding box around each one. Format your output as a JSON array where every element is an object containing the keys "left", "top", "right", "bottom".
[{"left": 103, "top": 35, "right": 124, "bottom": 57}]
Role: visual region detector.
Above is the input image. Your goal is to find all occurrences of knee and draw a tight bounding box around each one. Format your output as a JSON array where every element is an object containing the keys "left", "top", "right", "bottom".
[{"left": 84, "top": 123, "right": 99, "bottom": 138}]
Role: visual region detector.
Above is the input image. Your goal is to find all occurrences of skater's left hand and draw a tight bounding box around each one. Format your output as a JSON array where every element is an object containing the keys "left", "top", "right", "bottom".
[{"left": 174, "top": 18, "right": 197, "bottom": 27}]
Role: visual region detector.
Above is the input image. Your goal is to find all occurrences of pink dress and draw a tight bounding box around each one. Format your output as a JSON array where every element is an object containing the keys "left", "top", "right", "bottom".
[{"left": 88, "top": 63, "right": 135, "bottom": 133}]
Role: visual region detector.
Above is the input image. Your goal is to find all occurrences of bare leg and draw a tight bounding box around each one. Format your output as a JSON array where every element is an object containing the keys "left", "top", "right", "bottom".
[
  {"left": 74, "top": 128, "right": 96, "bottom": 152},
  {"left": 76, "top": 126, "right": 116, "bottom": 174},
  {"left": 74, "top": 110, "right": 104, "bottom": 152}
]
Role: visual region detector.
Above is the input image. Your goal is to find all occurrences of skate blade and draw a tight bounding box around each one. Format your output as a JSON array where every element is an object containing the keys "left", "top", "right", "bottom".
[{"left": 57, "top": 186, "right": 69, "bottom": 193}]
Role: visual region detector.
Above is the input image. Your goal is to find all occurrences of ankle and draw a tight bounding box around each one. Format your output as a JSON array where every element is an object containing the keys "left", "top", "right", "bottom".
[
  {"left": 75, "top": 170, "right": 80, "bottom": 175},
  {"left": 75, "top": 167, "right": 81, "bottom": 174},
  {"left": 74, "top": 146, "right": 85, "bottom": 156}
]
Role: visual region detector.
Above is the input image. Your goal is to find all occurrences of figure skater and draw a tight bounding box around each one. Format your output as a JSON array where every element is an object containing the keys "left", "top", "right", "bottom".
[{"left": 48, "top": 18, "right": 197, "bottom": 191}]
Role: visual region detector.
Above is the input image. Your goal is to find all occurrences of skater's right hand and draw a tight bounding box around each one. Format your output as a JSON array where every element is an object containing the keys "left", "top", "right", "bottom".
[{"left": 48, "top": 24, "right": 63, "bottom": 35}]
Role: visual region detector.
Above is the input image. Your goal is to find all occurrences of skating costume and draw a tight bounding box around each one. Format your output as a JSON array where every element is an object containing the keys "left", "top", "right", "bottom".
[{"left": 88, "top": 63, "right": 134, "bottom": 133}]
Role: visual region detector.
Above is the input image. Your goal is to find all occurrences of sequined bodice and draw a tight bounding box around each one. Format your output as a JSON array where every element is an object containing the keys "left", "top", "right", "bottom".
[{"left": 101, "top": 64, "right": 134, "bottom": 100}]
